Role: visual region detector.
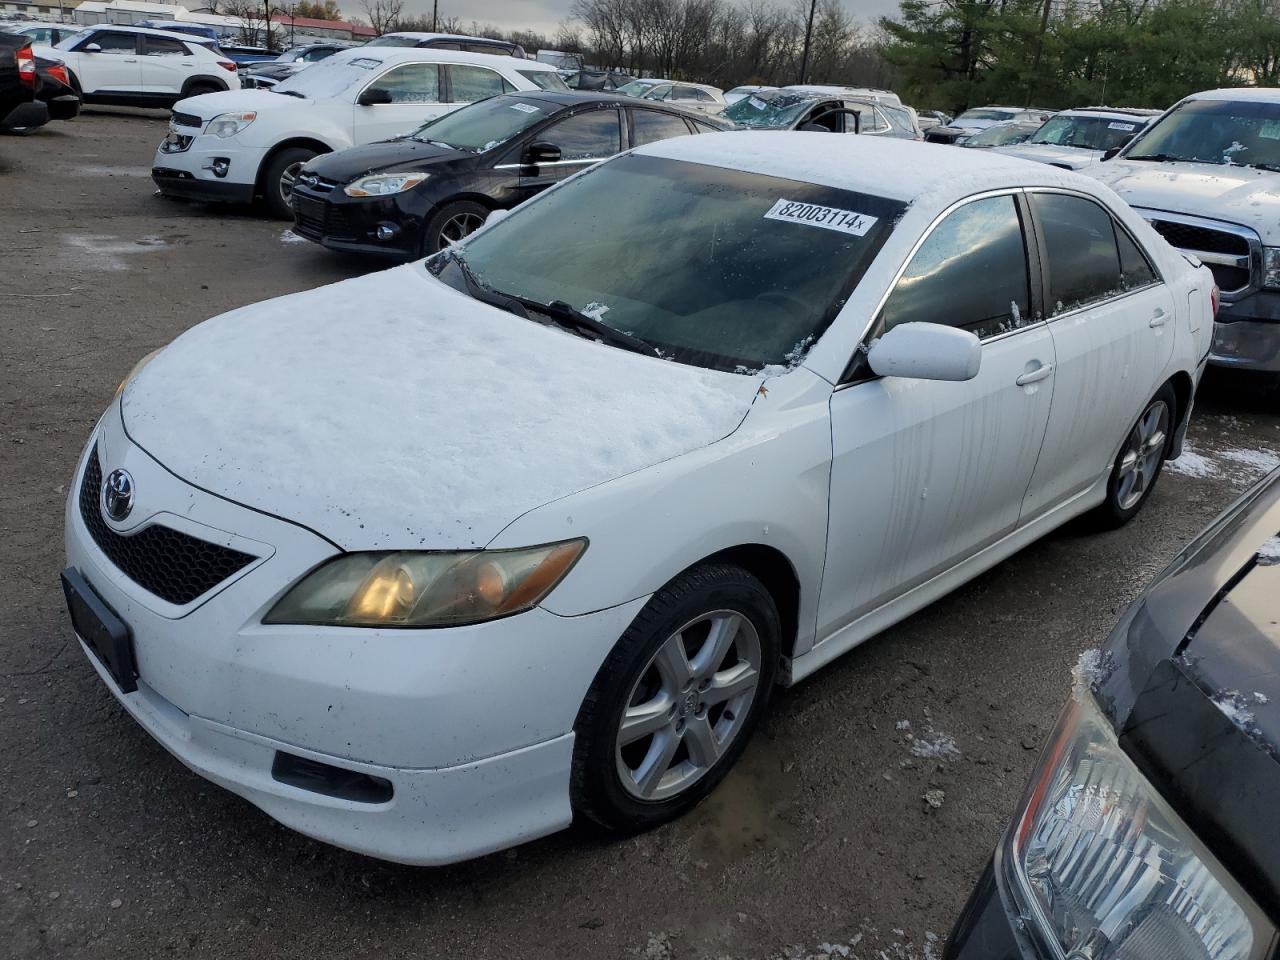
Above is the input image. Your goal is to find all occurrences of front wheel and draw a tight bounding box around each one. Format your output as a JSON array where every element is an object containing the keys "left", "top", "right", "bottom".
[
  {"left": 571, "top": 564, "right": 780, "bottom": 832},
  {"left": 262, "top": 146, "right": 317, "bottom": 219},
  {"left": 420, "top": 200, "right": 489, "bottom": 256},
  {"left": 1093, "top": 382, "right": 1177, "bottom": 528}
]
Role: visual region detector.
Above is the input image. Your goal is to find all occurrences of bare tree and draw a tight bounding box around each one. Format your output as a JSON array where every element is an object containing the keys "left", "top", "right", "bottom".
[
  {"left": 221, "top": 0, "right": 284, "bottom": 47},
  {"left": 360, "top": 0, "right": 404, "bottom": 36}
]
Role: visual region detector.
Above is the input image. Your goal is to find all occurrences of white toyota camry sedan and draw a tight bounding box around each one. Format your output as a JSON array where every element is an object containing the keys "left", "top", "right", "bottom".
[{"left": 65, "top": 132, "right": 1214, "bottom": 865}]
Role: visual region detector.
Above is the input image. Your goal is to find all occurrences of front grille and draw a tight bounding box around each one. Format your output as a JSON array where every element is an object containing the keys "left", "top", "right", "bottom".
[
  {"left": 171, "top": 111, "right": 202, "bottom": 129},
  {"left": 291, "top": 193, "right": 359, "bottom": 242},
  {"left": 78, "top": 449, "right": 256, "bottom": 606},
  {"left": 1147, "top": 219, "right": 1249, "bottom": 256}
]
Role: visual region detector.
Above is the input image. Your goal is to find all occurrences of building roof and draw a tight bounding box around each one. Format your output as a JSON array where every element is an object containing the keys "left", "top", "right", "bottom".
[{"left": 270, "top": 13, "right": 373, "bottom": 36}]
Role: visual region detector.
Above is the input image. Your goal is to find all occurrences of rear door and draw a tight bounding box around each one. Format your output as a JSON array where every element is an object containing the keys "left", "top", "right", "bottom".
[
  {"left": 73, "top": 30, "right": 141, "bottom": 94},
  {"left": 629, "top": 107, "right": 695, "bottom": 148},
  {"left": 138, "top": 35, "right": 195, "bottom": 95},
  {"left": 443, "top": 63, "right": 514, "bottom": 110},
  {"left": 1020, "top": 190, "right": 1177, "bottom": 518},
  {"left": 352, "top": 61, "right": 445, "bottom": 143}
]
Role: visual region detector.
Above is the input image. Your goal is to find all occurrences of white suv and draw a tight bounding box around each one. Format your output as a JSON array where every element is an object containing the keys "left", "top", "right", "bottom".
[
  {"left": 153, "top": 47, "right": 563, "bottom": 217},
  {"left": 35, "top": 25, "right": 238, "bottom": 108}
]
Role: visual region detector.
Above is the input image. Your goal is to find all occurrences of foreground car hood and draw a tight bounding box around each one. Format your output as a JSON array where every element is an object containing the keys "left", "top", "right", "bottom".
[
  {"left": 121, "top": 265, "right": 759, "bottom": 550},
  {"left": 303, "top": 138, "right": 468, "bottom": 180},
  {"left": 1089, "top": 159, "right": 1280, "bottom": 241},
  {"left": 994, "top": 142, "right": 1097, "bottom": 169},
  {"left": 176, "top": 88, "right": 305, "bottom": 119}
]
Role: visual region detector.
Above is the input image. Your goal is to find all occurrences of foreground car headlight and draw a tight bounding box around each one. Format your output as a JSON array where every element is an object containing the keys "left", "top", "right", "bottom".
[
  {"left": 343, "top": 172, "right": 429, "bottom": 197},
  {"left": 1008, "top": 694, "right": 1274, "bottom": 960},
  {"left": 1263, "top": 247, "right": 1280, "bottom": 289},
  {"left": 264, "top": 540, "right": 586, "bottom": 628},
  {"left": 206, "top": 111, "right": 256, "bottom": 139}
]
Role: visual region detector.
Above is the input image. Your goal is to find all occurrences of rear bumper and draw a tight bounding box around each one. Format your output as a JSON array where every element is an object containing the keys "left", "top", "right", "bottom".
[
  {"left": 152, "top": 167, "right": 256, "bottom": 205},
  {"left": 45, "top": 93, "right": 79, "bottom": 121},
  {"left": 2, "top": 99, "right": 49, "bottom": 131}
]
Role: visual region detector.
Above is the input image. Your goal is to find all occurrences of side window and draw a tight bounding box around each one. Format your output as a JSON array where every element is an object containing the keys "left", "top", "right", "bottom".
[
  {"left": 1116, "top": 224, "right": 1158, "bottom": 289},
  {"left": 1030, "top": 193, "right": 1126, "bottom": 314},
  {"left": 881, "top": 194, "right": 1032, "bottom": 340},
  {"left": 302, "top": 48, "right": 332, "bottom": 62},
  {"left": 463, "top": 42, "right": 508, "bottom": 56},
  {"left": 645, "top": 84, "right": 671, "bottom": 101},
  {"left": 544, "top": 109, "right": 621, "bottom": 160},
  {"left": 632, "top": 109, "right": 693, "bottom": 147},
  {"left": 449, "top": 64, "right": 511, "bottom": 102},
  {"left": 371, "top": 63, "right": 441, "bottom": 104},
  {"left": 143, "top": 37, "right": 188, "bottom": 56},
  {"left": 82, "top": 32, "right": 137, "bottom": 53}
]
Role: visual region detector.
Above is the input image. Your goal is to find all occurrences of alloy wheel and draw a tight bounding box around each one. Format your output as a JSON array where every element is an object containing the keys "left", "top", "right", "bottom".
[
  {"left": 278, "top": 161, "right": 306, "bottom": 208},
  {"left": 1116, "top": 399, "right": 1170, "bottom": 510},
  {"left": 438, "top": 211, "right": 485, "bottom": 248},
  {"left": 615, "top": 610, "right": 762, "bottom": 802}
]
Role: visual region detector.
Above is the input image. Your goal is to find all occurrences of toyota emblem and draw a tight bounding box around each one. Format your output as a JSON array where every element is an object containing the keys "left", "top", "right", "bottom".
[{"left": 101, "top": 469, "right": 135, "bottom": 522}]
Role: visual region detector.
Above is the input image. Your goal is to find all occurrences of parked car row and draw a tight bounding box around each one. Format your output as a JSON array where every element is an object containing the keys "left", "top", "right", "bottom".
[{"left": 0, "top": 29, "right": 79, "bottom": 132}]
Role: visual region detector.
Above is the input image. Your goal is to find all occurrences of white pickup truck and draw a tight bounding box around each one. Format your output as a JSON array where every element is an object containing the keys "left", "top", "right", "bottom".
[{"left": 1088, "top": 89, "right": 1280, "bottom": 377}]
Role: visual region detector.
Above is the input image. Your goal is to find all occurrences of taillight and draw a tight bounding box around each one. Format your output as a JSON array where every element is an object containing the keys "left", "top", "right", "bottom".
[
  {"left": 16, "top": 43, "right": 35, "bottom": 90},
  {"left": 47, "top": 63, "right": 69, "bottom": 86},
  {"left": 217, "top": 60, "right": 236, "bottom": 72},
  {"left": 1211, "top": 285, "right": 1220, "bottom": 317}
]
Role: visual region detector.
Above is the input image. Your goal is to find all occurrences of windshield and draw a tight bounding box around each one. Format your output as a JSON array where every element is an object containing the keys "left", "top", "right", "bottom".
[
  {"left": 54, "top": 28, "right": 93, "bottom": 51},
  {"left": 441, "top": 153, "right": 906, "bottom": 373},
  {"left": 1031, "top": 114, "right": 1141, "bottom": 151},
  {"left": 967, "top": 123, "right": 1032, "bottom": 147},
  {"left": 1125, "top": 98, "right": 1280, "bottom": 169},
  {"left": 518, "top": 69, "right": 568, "bottom": 91},
  {"left": 412, "top": 95, "right": 552, "bottom": 152},
  {"left": 273, "top": 55, "right": 380, "bottom": 99},
  {"left": 616, "top": 79, "right": 660, "bottom": 97},
  {"left": 363, "top": 34, "right": 416, "bottom": 47},
  {"left": 956, "top": 108, "right": 1015, "bottom": 123},
  {"left": 723, "top": 92, "right": 820, "bottom": 129}
]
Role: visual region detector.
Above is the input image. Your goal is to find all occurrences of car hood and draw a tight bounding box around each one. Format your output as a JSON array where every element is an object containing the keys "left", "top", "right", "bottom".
[
  {"left": 120, "top": 264, "right": 761, "bottom": 551},
  {"left": 303, "top": 138, "right": 469, "bottom": 181},
  {"left": 1089, "top": 158, "right": 1280, "bottom": 242},
  {"left": 993, "top": 142, "right": 1098, "bottom": 169},
  {"left": 176, "top": 87, "right": 308, "bottom": 119}
]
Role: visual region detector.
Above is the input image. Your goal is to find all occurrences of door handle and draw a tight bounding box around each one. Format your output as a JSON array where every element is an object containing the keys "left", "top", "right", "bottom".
[
  {"left": 1016, "top": 363, "right": 1054, "bottom": 386},
  {"left": 1149, "top": 309, "right": 1168, "bottom": 328}
]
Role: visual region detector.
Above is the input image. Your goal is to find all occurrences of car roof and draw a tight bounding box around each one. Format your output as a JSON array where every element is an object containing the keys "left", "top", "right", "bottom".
[
  {"left": 74, "top": 23, "right": 215, "bottom": 43},
  {"left": 1186, "top": 87, "right": 1280, "bottom": 103},
  {"left": 324, "top": 45, "right": 555, "bottom": 71},
  {"left": 377, "top": 31, "right": 513, "bottom": 44},
  {"left": 1060, "top": 106, "right": 1161, "bottom": 118},
  {"left": 499, "top": 89, "right": 711, "bottom": 118},
  {"left": 6, "top": 20, "right": 70, "bottom": 30},
  {"left": 634, "top": 130, "right": 1095, "bottom": 203}
]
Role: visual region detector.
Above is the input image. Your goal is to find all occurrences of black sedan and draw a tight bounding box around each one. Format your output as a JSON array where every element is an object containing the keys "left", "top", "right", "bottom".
[
  {"left": 290, "top": 90, "right": 723, "bottom": 258},
  {"left": 947, "top": 468, "right": 1280, "bottom": 959}
]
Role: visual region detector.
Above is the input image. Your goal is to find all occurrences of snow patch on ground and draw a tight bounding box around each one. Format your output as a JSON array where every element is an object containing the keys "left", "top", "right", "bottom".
[
  {"left": 1218, "top": 447, "right": 1280, "bottom": 476},
  {"left": 779, "top": 928, "right": 941, "bottom": 960},
  {"left": 1166, "top": 443, "right": 1220, "bottom": 479},
  {"left": 279, "top": 229, "right": 308, "bottom": 244},
  {"left": 1166, "top": 442, "right": 1279, "bottom": 487},
  {"left": 60, "top": 233, "right": 167, "bottom": 272}
]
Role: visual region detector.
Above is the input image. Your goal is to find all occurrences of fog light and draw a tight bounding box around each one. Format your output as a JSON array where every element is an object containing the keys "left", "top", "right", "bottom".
[
  {"left": 203, "top": 157, "right": 230, "bottom": 178},
  {"left": 374, "top": 223, "right": 399, "bottom": 241}
]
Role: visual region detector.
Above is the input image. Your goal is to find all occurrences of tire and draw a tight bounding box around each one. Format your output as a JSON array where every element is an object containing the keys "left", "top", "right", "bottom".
[
  {"left": 420, "top": 200, "right": 489, "bottom": 256},
  {"left": 183, "top": 82, "right": 220, "bottom": 99},
  {"left": 1092, "top": 381, "right": 1178, "bottom": 528},
  {"left": 571, "top": 563, "right": 780, "bottom": 832},
  {"left": 261, "top": 146, "right": 318, "bottom": 219}
]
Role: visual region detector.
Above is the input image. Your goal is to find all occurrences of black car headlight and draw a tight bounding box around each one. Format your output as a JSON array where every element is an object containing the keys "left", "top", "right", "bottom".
[{"left": 1006, "top": 693, "right": 1275, "bottom": 960}]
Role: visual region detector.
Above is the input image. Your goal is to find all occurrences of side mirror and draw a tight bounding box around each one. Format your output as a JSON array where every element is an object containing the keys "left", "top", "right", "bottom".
[
  {"left": 357, "top": 87, "right": 393, "bottom": 106},
  {"left": 867, "top": 322, "right": 981, "bottom": 381},
  {"left": 84, "top": 42, "right": 102, "bottom": 53},
  {"left": 485, "top": 208, "right": 511, "bottom": 226},
  {"left": 525, "top": 140, "right": 561, "bottom": 164}
]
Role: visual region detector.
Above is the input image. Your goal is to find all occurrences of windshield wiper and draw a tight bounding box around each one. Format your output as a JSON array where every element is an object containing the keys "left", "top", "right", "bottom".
[
  {"left": 1244, "top": 162, "right": 1280, "bottom": 173},
  {"left": 274, "top": 89, "right": 306, "bottom": 98},
  {"left": 1126, "top": 153, "right": 1187, "bottom": 163},
  {"left": 445, "top": 248, "right": 530, "bottom": 319},
  {"left": 511, "top": 296, "right": 660, "bottom": 357}
]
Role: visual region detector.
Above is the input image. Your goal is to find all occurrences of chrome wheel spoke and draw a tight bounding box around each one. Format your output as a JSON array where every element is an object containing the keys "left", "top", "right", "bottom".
[
  {"left": 690, "top": 612, "right": 741, "bottom": 680},
  {"left": 633, "top": 727, "right": 680, "bottom": 798},
  {"left": 682, "top": 715, "right": 721, "bottom": 767},
  {"left": 1116, "top": 400, "right": 1169, "bottom": 511},
  {"left": 704, "top": 661, "right": 758, "bottom": 706},
  {"left": 653, "top": 634, "right": 693, "bottom": 690},
  {"left": 619, "top": 693, "right": 674, "bottom": 746}
]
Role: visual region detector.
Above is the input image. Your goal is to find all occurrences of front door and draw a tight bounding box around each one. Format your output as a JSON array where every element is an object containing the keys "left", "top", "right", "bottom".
[
  {"left": 819, "top": 193, "right": 1057, "bottom": 639},
  {"left": 74, "top": 30, "right": 142, "bottom": 95},
  {"left": 1020, "top": 190, "right": 1178, "bottom": 516},
  {"left": 510, "top": 107, "right": 623, "bottom": 204},
  {"left": 352, "top": 62, "right": 447, "bottom": 144}
]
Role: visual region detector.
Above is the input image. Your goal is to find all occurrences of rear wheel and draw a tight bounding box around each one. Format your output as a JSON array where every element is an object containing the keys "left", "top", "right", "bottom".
[
  {"left": 262, "top": 146, "right": 317, "bottom": 219},
  {"left": 420, "top": 200, "right": 488, "bottom": 256},
  {"left": 1093, "top": 382, "right": 1177, "bottom": 528},
  {"left": 183, "top": 82, "right": 220, "bottom": 98},
  {"left": 571, "top": 564, "right": 779, "bottom": 832}
]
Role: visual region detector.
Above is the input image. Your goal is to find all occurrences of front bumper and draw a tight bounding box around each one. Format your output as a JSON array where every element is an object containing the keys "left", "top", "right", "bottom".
[
  {"left": 1210, "top": 315, "right": 1280, "bottom": 373},
  {"left": 152, "top": 136, "right": 265, "bottom": 205},
  {"left": 291, "top": 184, "right": 428, "bottom": 259},
  {"left": 64, "top": 404, "right": 648, "bottom": 862}
]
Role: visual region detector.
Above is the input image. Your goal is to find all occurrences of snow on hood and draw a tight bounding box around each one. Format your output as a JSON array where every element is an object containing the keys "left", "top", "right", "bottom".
[
  {"left": 177, "top": 88, "right": 305, "bottom": 119},
  {"left": 1089, "top": 159, "right": 1280, "bottom": 242},
  {"left": 121, "top": 265, "right": 760, "bottom": 551},
  {"left": 994, "top": 143, "right": 1098, "bottom": 170}
]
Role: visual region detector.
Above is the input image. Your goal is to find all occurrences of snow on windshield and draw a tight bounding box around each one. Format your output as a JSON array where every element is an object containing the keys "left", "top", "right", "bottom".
[{"left": 273, "top": 55, "right": 381, "bottom": 99}]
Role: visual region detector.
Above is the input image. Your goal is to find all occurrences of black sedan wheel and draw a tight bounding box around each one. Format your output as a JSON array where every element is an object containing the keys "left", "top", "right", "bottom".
[{"left": 422, "top": 200, "right": 489, "bottom": 256}]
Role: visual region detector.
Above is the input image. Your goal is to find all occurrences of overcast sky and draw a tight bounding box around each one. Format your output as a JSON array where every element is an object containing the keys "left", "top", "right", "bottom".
[{"left": 386, "top": 0, "right": 898, "bottom": 38}]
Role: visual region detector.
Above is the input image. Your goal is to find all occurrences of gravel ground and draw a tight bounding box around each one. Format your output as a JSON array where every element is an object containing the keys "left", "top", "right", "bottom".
[{"left": 2, "top": 111, "right": 1278, "bottom": 960}]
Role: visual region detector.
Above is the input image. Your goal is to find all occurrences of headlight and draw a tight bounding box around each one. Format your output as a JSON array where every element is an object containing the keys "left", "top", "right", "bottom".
[
  {"left": 205, "top": 111, "right": 256, "bottom": 138},
  {"left": 1263, "top": 247, "right": 1280, "bottom": 289},
  {"left": 343, "top": 172, "right": 429, "bottom": 197},
  {"left": 115, "top": 348, "right": 160, "bottom": 397},
  {"left": 264, "top": 540, "right": 586, "bottom": 628},
  {"left": 1007, "top": 694, "right": 1275, "bottom": 960}
]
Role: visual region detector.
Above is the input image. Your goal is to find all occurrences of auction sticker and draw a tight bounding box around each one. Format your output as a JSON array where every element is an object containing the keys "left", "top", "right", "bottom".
[
  {"left": 1107, "top": 121, "right": 1136, "bottom": 131},
  {"left": 510, "top": 102, "right": 542, "bottom": 113},
  {"left": 764, "top": 199, "right": 878, "bottom": 236}
]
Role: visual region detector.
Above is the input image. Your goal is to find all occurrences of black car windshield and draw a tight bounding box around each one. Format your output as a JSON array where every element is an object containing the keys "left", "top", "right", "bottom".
[
  {"left": 723, "top": 92, "right": 822, "bottom": 129},
  {"left": 411, "top": 95, "right": 554, "bottom": 152},
  {"left": 965, "top": 122, "right": 1034, "bottom": 147},
  {"left": 445, "top": 153, "right": 906, "bottom": 373},
  {"left": 956, "top": 108, "right": 1016, "bottom": 122},
  {"left": 518, "top": 69, "right": 568, "bottom": 91},
  {"left": 1031, "top": 114, "right": 1142, "bottom": 151},
  {"left": 1126, "top": 98, "right": 1280, "bottom": 169}
]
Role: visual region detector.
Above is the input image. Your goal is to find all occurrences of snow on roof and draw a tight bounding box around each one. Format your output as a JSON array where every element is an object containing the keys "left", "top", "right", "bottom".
[
  {"left": 1062, "top": 106, "right": 1162, "bottom": 117},
  {"left": 1187, "top": 87, "right": 1280, "bottom": 103},
  {"left": 63, "top": 22, "right": 219, "bottom": 41},
  {"left": 320, "top": 44, "right": 555, "bottom": 71},
  {"left": 376, "top": 31, "right": 511, "bottom": 43},
  {"left": 634, "top": 130, "right": 1089, "bottom": 203}
]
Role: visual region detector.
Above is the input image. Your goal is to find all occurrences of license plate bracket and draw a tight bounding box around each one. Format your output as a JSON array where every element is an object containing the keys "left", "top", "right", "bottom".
[{"left": 61, "top": 567, "right": 137, "bottom": 693}]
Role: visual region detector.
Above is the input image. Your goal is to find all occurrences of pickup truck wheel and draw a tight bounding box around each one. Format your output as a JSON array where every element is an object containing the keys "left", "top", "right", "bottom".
[{"left": 262, "top": 146, "right": 317, "bottom": 219}]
